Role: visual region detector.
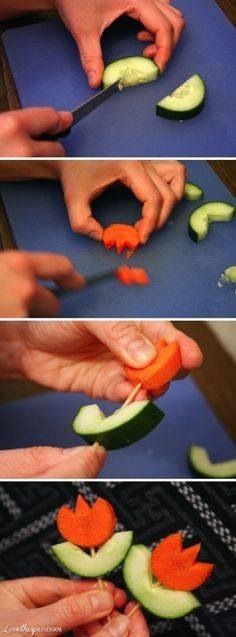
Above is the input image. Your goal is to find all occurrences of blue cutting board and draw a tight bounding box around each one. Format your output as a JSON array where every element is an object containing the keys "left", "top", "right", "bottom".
[
  {"left": 0, "top": 376, "right": 235, "bottom": 478},
  {"left": 1, "top": 161, "right": 235, "bottom": 318},
  {"left": 2, "top": 0, "right": 236, "bottom": 157}
]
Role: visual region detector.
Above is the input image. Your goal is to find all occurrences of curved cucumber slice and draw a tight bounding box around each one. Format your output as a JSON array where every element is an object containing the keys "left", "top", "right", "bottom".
[
  {"left": 188, "top": 201, "right": 235, "bottom": 242},
  {"left": 124, "top": 545, "right": 200, "bottom": 619},
  {"left": 52, "top": 531, "right": 133, "bottom": 577},
  {"left": 73, "top": 400, "right": 164, "bottom": 450},
  {"left": 184, "top": 182, "right": 203, "bottom": 201},
  {"left": 188, "top": 445, "right": 236, "bottom": 478},
  {"left": 103, "top": 57, "right": 158, "bottom": 88},
  {"left": 156, "top": 74, "right": 205, "bottom": 120},
  {"left": 224, "top": 266, "right": 236, "bottom": 283}
]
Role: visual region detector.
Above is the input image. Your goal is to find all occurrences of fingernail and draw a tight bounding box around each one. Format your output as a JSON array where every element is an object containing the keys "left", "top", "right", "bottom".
[
  {"left": 88, "top": 70, "right": 97, "bottom": 86},
  {"left": 63, "top": 446, "right": 83, "bottom": 456},
  {"left": 107, "top": 615, "right": 130, "bottom": 636},
  {"left": 93, "top": 443, "right": 107, "bottom": 460},
  {"left": 128, "top": 337, "right": 156, "bottom": 364},
  {"left": 89, "top": 591, "right": 113, "bottom": 612}
]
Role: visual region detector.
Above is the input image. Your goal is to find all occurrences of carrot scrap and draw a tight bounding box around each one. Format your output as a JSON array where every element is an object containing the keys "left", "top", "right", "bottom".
[
  {"left": 124, "top": 340, "right": 181, "bottom": 392},
  {"left": 116, "top": 266, "right": 150, "bottom": 286},
  {"left": 57, "top": 496, "right": 117, "bottom": 548},
  {"left": 103, "top": 224, "right": 140, "bottom": 255},
  {"left": 151, "top": 532, "right": 214, "bottom": 591}
]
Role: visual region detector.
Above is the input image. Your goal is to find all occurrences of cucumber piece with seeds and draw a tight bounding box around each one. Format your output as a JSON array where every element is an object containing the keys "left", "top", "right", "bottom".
[
  {"left": 103, "top": 56, "right": 158, "bottom": 88},
  {"left": 156, "top": 74, "right": 205, "bottom": 120}
]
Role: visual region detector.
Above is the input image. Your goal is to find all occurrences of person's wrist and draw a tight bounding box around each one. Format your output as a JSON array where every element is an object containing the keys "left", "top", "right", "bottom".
[{"left": 0, "top": 323, "right": 25, "bottom": 380}]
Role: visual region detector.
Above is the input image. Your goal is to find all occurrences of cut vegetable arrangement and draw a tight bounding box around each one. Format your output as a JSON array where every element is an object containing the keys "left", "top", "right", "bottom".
[
  {"left": 188, "top": 445, "right": 236, "bottom": 478},
  {"left": 103, "top": 56, "right": 158, "bottom": 88},
  {"left": 73, "top": 400, "right": 164, "bottom": 450},
  {"left": 188, "top": 202, "right": 235, "bottom": 242},
  {"left": 52, "top": 494, "right": 133, "bottom": 577},
  {"left": 151, "top": 532, "right": 214, "bottom": 591},
  {"left": 156, "top": 74, "right": 206, "bottom": 120},
  {"left": 116, "top": 265, "right": 150, "bottom": 286},
  {"left": 125, "top": 339, "right": 181, "bottom": 392},
  {"left": 103, "top": 224, "right": 140, "bottom": 255}
]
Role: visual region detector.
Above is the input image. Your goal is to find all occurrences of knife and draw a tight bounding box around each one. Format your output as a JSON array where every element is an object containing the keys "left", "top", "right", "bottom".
[
  {"left": 40, "top": 80, "right": 123, "bottom": 141},
  {"left": 51, "top": 269, "right": 117, "bottom": 299}
]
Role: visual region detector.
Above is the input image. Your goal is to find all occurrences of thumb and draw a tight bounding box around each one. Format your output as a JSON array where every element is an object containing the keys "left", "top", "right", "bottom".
[
  {"left": 89, "top": 321, "right": 157, "bottom": 367},
  {"left": 33, "top": 590, "right": 114, "bottom": 632},
  {"left": 77, "top": 30, "right": 104, "bottom": 88}
]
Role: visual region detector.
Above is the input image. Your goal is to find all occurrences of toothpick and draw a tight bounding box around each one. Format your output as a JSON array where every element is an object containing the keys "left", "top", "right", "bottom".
[
  {"left": 90, "top": 549, "right": 111, "bottom": 620},
  {"left": 122, "top": 383, "right": 142, "bottom": 409},
  {"left": 127, "top": 603, "right": 140, "bottom": 618}
]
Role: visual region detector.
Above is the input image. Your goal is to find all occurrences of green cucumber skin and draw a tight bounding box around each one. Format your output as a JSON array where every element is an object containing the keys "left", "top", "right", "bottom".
[
  {"left": 52, "top": 532, "right": 133, "bottom": 577},
  {"left": 76, "top": 402, "right": 164, "bottom": 450},
  {"left": 156, "top": 98, "right": 205, "bottom": 121},
  {"left": 188, "top": 202, "right": 236, "bottom": 243},
  {"left": 188, "top": 448, "right": 236, "bottom": 479}
]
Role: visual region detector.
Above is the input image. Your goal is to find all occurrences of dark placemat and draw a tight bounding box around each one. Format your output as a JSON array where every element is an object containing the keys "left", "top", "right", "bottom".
[{"left": 0, "top": 482, "right": 235, "bottom": 636}]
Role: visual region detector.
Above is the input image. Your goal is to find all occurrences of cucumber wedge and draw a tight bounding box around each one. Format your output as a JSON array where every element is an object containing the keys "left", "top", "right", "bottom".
[
  {"left": 156, "top": 74, "right": 205, "bottom": 120},
  {"left": 223, "top": 266, "right": 236, "bottom": 283},
  {"left": 52, "top": 531, "right": 133, "bottom": 577},
  {"left": 188, "top": 201, "right": 235, "bottom": 242},
  {"left": 188, "top": 445, "right": 236, "bottom": 478},
  {"left": 124, "top": 545, "right": 200, "bottom": 619},
  {"left": 184, "top": 182, "right": 203, "bottom": 201},
  {"left": 73, "top": 400, "right": 164, "bottom": 450},
  {"left": 103, "top": 57, "right": 158, "bottom": 88}
]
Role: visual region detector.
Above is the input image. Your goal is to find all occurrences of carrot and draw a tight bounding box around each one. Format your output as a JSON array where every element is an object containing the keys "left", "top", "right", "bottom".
[
  {"left": 116, "top": 266, "right": 150, "bottom": 286},
  {"left": 57, "top": 496, "right": 117, "bottom": 548},
  {"left": 151, "top": 532, "right": 214, "bottom": 591},
  {"left": 103, "top": 224, "right": 140, "bottom": 255},
  {"left": 124, "top": 340, "right": 181, "bottom": 392}
]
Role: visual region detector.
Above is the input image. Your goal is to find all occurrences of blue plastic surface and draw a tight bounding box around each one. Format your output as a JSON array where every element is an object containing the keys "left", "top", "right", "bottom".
[
  {"left": 1, "top": 161, "right": 235, "bottom": 318},
  {"left": 0, "top": 376, "right": 235, "bottom": 478},
  {"left": 2, "top": 0, "right": 236, "bottom": 157}
]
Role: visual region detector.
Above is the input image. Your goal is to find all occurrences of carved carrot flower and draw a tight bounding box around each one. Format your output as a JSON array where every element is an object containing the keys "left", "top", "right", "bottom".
[{"left": 151, "top": 532, "right": 214, "bottom": 591}]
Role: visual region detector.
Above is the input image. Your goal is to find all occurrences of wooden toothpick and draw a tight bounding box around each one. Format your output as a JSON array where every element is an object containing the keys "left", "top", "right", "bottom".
[{"left": 122, "top": 383, "right": 142, "bottom": 409}]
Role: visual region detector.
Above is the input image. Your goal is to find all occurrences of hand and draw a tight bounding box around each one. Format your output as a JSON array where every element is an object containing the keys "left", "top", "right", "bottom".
[
  {"left": 74, "top": 602, "right": 149, "bottom": 636},
  {"left": 0, "top": 251, "right": 84, "bottom": 318},
  {"left": 0, "top": 577, "right": 138, "bottom": 637},
  {"left": 0, "top": 445, "right": 107, "bottom": 479},
  {"left": 1, "top": 320, "right": 203, "bottom": 401},
  {"left": 54, "top": 0, "right": 185, "bottom": 86},
  {"left": 57, "top": 160, "right": 186, "bottom": 243},
  {"left": 0, "top": 108, "right": 72, "bottom": 157}
]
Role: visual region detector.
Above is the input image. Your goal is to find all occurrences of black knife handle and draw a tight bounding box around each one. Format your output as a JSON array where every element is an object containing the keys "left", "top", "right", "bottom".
[{"left": 38, "top": 126, "right": 72, "bottom": 142}]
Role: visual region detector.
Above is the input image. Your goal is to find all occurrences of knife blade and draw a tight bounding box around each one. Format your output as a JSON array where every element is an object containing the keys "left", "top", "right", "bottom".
[
  {"left": 49, "top": 269, "right": 117, "bottom": 299},
  {"left": 40, "top": 80, "right": 123, "bottom": 141}
]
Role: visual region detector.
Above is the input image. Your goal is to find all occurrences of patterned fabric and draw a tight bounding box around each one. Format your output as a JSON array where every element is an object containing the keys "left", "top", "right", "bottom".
[{"left": 0, "top": 482, "right": 235, "bottom": 636}]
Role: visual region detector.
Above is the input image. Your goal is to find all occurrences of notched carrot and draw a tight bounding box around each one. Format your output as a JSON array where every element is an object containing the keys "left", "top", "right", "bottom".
[
  {"left": 151, "top": 531, "right": 214, "bottom": 591},
  {"left": 116, "top": 265, "right": 150, "bottom": 286},
  {"left": 57, "top": 496, "right": 117, "bottom": 548},
  {"left": 103, "top": 224, "right": 140, "bottom": 255},
  {"left": 124, "top": 339, "right": 181, "bottom": 392}
]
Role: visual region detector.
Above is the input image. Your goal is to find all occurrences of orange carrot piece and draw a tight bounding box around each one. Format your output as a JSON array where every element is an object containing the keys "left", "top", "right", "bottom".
[
  {"left": 151, "top": 532, "right": 214, "bottom": 591},
  {"left": 124, "top": 340, "right": 181, "bottom": 392},
  {"left": 57, "top": 496, "right": 117, "bottom": 548},
  {"left": 116, "top": 266, "right": 150, "bottom": 286},
  {"left": 103, "top": 224, "right": 140, "bottom": 255}
]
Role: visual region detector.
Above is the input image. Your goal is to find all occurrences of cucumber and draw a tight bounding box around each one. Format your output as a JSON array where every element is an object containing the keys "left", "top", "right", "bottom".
[
  {"left": 156, "top": 74, "right": 205, "bottom": 120},
  {"left": 223, "top": 266, "right": 236, "bottom": 283},
  {"left": 123, "top": 545, "right": 200, "bottom": 619},
  {"left": 188, "top": 201, "right": 235, "bottom": 242},
  {"left": 188, "top": 445, "right": 236, "bottom": 478},
  {"left": 73, "top": 400, "right": 164, "bottom": 450},
  {"left": 103, "top": 57, "right": 158, "bottom": 88},
  {"left": 52, "top": 531, "right": 133, "bottom": 577},
  {"left": 184, "top": 182, "right": 203, "bottom": 201}
]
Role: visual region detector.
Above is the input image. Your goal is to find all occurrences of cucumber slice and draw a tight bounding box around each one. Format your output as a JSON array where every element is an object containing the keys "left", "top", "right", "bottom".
[
  {"left": 156, "top": 74, "right": 205, "bottom": 120},
  {"left": 188, "top": 201, "right": 235, "bottom": 242},
  {"left": 103, "top": 57, "right": 158, "bottom": 88},
  {"left": 188, "top": 445, "right": 236, "bottom": 478},
  {"left": 73, "top": 400, "right": 164, "bottom": 450},
  {"left": 184, "top": 182, "right": 203, "bottom": 201},
  {"left": 224, "top": 266, "right": 236, "bottom": 283},
  {"left": 123, "top": 545, "right": 200, "bottom": 619},
  {"left": 52, "top": 531, "right": 133, "bottom": 577}
]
